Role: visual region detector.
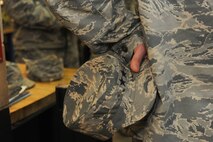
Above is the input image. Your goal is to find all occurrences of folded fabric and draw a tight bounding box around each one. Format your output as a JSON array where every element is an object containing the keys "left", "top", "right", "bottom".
[
  {"left": 24, "top": 55, "right": 64, "bottom": 82},
  {"left": 6, "top": 61, "right": 35, "bottom": 97}
]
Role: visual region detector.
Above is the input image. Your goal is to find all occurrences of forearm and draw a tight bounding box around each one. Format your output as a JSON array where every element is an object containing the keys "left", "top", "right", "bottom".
[{"left": 46, "top": 0, "right": 144, "bottom": 57}]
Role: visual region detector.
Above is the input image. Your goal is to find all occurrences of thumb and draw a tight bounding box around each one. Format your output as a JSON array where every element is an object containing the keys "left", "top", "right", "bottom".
[{"left": 130, "top": 44, "right": 146, "bottom": 72}]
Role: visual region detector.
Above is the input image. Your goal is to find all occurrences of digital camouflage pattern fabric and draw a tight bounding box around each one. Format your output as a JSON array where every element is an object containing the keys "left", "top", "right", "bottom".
[
  {"left": 46, "top": 0, "right": 144, "bottom": 57},
  {"left": 6, "top": 61, "right": 35, "bottom": 97},
  {"left": 24, "top": 55, "right": 64, "bottom": 82},
  {"left": 46, "top": 0, "right": 213, "bottom": 141},
  {"left": 134, "top": 0, "right": 213, "bottom": 141},
  {"left": 47, "top": 0, "right": 157, "bottom": 140},
  {"left": 63, "top": 52, "right": 156, "bottom": 140}
]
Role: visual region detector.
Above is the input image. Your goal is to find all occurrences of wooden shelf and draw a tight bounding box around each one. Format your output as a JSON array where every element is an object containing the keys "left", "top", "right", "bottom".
[{"left": 9, "top": 64, "right": 77, "bottom": 124}]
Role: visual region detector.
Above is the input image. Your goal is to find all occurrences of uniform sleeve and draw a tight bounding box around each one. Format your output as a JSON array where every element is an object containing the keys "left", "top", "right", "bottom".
[
  {"left": 46, "top": 0, "right": 144, "bottom": 61},
  {"left": 4, "top": 0, "right": 60, "bottom": 29}
]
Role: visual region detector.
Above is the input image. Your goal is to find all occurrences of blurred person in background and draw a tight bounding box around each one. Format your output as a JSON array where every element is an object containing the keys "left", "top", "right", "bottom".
[{"left": 4, "top": 0, "right": 80, "bottom": 68}]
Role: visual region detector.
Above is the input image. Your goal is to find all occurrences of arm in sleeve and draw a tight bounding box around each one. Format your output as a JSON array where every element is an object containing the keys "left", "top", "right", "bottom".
[
  {"left": 46, "top": 0, "right": 144, "bottom": 61},
  {"left": 4, "top": 0, "right": 60, "bottom": 29}
]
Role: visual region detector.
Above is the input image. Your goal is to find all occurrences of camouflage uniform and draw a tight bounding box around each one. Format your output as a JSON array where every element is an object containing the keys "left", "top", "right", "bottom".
[
  {"left": 4, "top": 0, "right": 79, "bottom": 67},
  {"left": 46, "top": 0, "right": 213, "bottom": 141},
  {"left": 134, "top": 1, "right": 213, "bottom": 141},
  {"left": 124, "top": 0, "right": 138, "bottom": 14}
]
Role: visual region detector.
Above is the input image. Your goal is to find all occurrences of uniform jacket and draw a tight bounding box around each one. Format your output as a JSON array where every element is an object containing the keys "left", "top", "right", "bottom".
[{"left": 47, "top": 0, "right": 213, "bottom": 141}]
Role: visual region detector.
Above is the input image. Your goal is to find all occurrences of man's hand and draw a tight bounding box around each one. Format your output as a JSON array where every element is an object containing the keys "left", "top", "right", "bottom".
[{"left": 130, "top": 44, "right": 146, "bottom": 72}]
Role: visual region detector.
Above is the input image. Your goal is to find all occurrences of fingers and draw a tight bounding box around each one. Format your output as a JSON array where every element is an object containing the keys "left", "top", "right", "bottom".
[{"left": 130, "top": 44, "right": 146, "bottom": 72}]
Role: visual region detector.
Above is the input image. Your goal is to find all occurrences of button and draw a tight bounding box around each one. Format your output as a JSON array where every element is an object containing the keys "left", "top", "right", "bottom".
[{"left": 122, "top": 45, "right": 128, "bottom": 53}]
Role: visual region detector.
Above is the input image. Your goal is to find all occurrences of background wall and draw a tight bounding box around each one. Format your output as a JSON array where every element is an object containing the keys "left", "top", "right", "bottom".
[
  {"left": 0, "top": 0, "right": 9, "bottom": 110},
  {"left": 0, "top": 41, "right": 9, "bottom": 111}
]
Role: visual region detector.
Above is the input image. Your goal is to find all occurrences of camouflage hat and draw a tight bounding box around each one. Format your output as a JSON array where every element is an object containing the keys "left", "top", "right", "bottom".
[
  {"left": 6, "top": 61, "right": 35, "bottom": 96},
  {"left": 63, "top": 51, "right": 156, "bottom": 140},
  {"left": 24, "top": 55, "right": 64, "bottom": 82}
]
